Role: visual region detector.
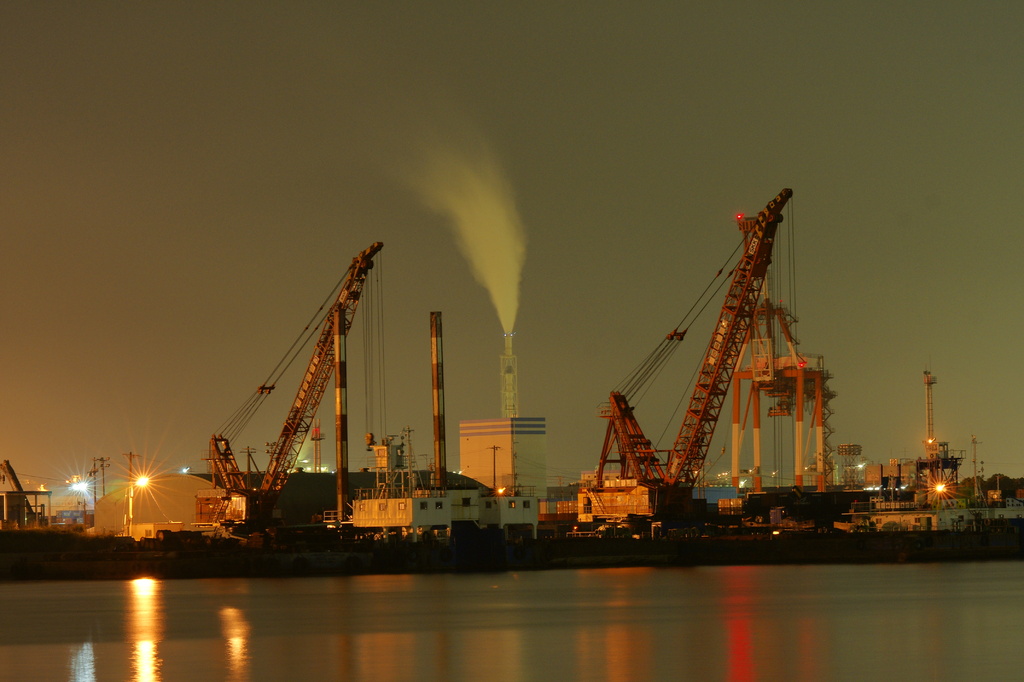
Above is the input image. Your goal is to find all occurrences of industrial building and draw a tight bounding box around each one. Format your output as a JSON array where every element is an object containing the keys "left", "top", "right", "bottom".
[
  {"left": 92, "top": 469, "right": 502, "bottom": 541},
  {"left": 458, "top": 417, "right": 546, "bottom": 494}
]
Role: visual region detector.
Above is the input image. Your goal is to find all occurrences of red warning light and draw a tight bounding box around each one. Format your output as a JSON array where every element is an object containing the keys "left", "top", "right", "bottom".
[
  {"left": 735, "top": 213, "right": 744, "bottom": 220},
  {"left": 798, "top": 360, "right": 807, "bottom": 368}
]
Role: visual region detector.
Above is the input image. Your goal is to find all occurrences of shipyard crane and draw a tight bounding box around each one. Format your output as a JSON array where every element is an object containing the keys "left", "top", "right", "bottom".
[
  {"left": 0, "top": 460, "right": 27, "bottom": 494},
  {"left": 727, "top": 296, "right": 837, "bottom": 492},
  {"left": 210, "top": 241, "right": 383, "bottom": 528},
  {"left": 582, "top": 189, "right": 791, "bottom": 520},
  {"left": 0, "top": 459, "right": 41, "bottom": 527}
]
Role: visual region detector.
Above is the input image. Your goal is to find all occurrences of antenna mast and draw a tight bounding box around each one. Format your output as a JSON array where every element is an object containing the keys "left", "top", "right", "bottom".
[{"left": 924, "top": 371, "right": 938, "bottom": 458}]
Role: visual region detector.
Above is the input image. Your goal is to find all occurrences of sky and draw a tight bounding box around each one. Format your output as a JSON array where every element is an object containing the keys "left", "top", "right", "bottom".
[{"left": 3, "top": 2, "right": 1024, "bottom": 496}]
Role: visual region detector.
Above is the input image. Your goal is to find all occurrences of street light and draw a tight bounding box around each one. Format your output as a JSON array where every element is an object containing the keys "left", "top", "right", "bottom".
[
  {"left": 125, "top": 476, "right": 151, "bottom": 539},
  {"left": 68, "top": 477, "right": 89, "bottom": 525}
]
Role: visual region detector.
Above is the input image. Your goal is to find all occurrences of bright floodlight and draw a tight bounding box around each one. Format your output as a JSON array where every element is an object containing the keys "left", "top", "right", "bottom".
[
  {"left": 935, "top": 483, "right": 946, "bottom": 493},
  {"left": 71, "top": 481, "right": 88, "bottom": 493},
  {"left": 135, "top": 476, "right": 150, "bottom": 488}
]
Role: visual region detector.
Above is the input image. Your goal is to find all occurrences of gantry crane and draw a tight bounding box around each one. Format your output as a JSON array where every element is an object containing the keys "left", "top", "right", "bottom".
[
  {"left": 728, "top": 296, "right": 837, "bottom": 492},
  {"left": 580, "top": 189, "right": 791, "bottom": 521},
  {"left": 210, "top": 241, "right": 383, "bottom": 528}
]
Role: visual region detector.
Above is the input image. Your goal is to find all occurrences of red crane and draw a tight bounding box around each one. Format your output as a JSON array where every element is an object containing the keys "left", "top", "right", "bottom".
[
  {"left": 665, "top": 189, "right": 791, "bottom": 487},
  {"left": 586, "top": 190, "right": 791, "bottom": 519},
  {"left": 210, "top": 241, "right": 383, "bottom": 527}
]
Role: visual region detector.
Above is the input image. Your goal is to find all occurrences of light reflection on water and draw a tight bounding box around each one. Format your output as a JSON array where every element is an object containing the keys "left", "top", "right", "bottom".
[
  {"left": 128, "top": 578, "right": 161, "bottom": 681},
  {"left": 219, "top": 607, "right": 250, "bottom": 681},
  {"left": 68, "top": 641, "right": 95, "bottom": 682},
  {"left": 0, "top": 562, "right": 1022, "bottom": 680}
]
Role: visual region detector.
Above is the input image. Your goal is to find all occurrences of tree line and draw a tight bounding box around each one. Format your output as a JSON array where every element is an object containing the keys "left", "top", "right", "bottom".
[{"left": 958, "top": 474, "right": 1024, "bottom": 497}]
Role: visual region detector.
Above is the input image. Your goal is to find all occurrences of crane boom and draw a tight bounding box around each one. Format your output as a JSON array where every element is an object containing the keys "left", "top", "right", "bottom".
[
  {"left": 665, "top": 189, "right": 791, "bottom": 485},
  {"left": 260, "top": 241, "right": 382, "bottom": 498},
  {"left": 597, "top": 392, "right": 666, "bottom": 485},
  {"left": 581, "top": 190, "right": 790, "bottom": 521},
  {"left": 210, "top": 241, "right": 383, "bottom": 527},
  {"left": 0, "top": 460, "right": 26, "bottom": 492}
]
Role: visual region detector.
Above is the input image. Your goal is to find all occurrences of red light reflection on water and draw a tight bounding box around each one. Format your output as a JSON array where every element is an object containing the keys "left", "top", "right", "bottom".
[
  {"left": 717, "top": 564, "right": 828, "bottom": 680},
  {"left": 722, "top": 566, "right": 755, "bottom": 682}
]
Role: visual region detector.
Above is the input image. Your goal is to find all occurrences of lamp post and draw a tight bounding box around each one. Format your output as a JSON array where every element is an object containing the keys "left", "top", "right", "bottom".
[
  {"left": 70, "top": 478, "right": 89, "bottom": 525},
  {"left": 125, "top": 476, "right": 149, "bottom": 539}
]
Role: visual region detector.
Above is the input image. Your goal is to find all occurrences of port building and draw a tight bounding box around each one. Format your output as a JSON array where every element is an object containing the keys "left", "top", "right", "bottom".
[{"left": 458, "top": 417, "right": 546, "bottom": 494}]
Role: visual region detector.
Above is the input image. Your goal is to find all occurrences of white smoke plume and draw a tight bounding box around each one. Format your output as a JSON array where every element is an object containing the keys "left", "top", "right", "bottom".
[{"left": 406, "top": 135, "right": 526, "bottom": 334}]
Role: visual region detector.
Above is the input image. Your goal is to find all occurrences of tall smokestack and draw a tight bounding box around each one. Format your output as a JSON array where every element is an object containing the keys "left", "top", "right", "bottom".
[
  {"left": 501, "top": 332, "right": 518, "bottom": 418},
  {"left": 431, "top": 312, "right": 447, "bottom": 489}
]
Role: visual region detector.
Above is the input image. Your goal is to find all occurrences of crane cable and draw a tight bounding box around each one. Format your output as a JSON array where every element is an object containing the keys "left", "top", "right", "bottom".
[
  {"left": 650, "top": 237, "right": 749, "bottom": 449},
  {"left": 616, "top": 236, "right": 744, "bottom": 405},
  {"left": 657, "top": 200, "right": 796, "bottom": 453},
  {"left": 786, "top": 198, "right": 798, "bottom": 337},
  {"left": 215, "top": 270, "right": 353, "bottom": 442}
]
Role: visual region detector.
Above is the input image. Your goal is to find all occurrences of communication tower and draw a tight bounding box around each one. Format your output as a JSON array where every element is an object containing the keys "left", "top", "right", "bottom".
[
  {"left": 923, "top": 371, "right": 939, "bottom": 458},
  {"left": 915, "top": 369, "right": 961, "bottom": 502}
]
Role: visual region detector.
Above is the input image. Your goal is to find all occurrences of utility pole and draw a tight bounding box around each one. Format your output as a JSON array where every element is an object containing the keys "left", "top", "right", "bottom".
[
  {"left": 123, "top": 452, "right": 139, "bottom": 480},
  {"left": 489, "top": 445, "right": 501, "bottom": 491},
  {"left": 971, "top": 435, "right": 983, "bottom": 504},
  {"left": 243, "top": 447, "right": 259, "bottom": 476},
  {"left": 92, "top": 456, "right": 110, "bottom": 498}
]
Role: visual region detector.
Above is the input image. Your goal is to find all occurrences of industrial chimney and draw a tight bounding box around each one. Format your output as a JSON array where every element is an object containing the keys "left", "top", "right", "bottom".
[
  {"left": 500, "top": 332, "right": 518, "bottom": 418},
  {"left": 431, "top": 312, "right": 447, "bottom": 489}
]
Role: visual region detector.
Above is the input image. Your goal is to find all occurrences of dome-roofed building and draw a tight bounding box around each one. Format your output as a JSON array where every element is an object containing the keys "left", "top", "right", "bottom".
[{"left": 92, "top": 470, "right": 489, "bottom": 539}]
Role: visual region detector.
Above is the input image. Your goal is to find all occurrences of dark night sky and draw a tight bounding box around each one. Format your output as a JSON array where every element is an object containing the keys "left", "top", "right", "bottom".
[{"left": 3, "top": 3, "right": 1023, "bottom": 497}]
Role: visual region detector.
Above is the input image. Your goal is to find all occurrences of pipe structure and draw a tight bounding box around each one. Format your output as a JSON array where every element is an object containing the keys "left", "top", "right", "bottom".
[
  {"left": 731, "top": 374, "right": 742, "bottom": 488},
  {"left": 752, "top": 388, "right": 763, "bottom": 491},
  {"left": 794, "top": 362, "right": 805, "bottom": 488}
]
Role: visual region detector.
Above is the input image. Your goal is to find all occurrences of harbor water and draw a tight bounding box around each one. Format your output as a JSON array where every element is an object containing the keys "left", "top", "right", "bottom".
[{"left": 0, "top": 561, "right": 1020, "bottom": 681}]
